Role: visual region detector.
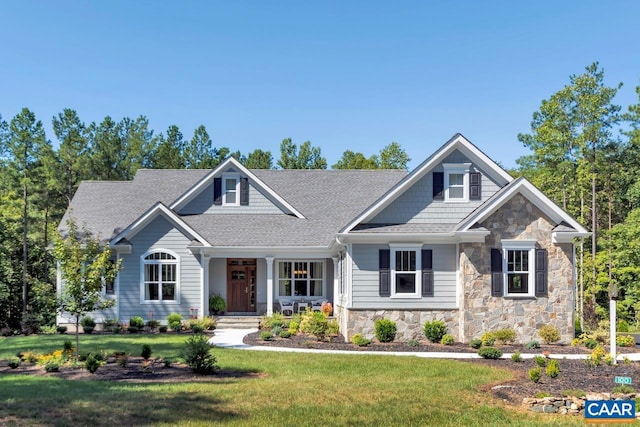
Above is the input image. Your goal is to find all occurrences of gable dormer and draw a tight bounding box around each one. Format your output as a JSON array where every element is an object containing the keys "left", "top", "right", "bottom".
[{"left": 213, "top": 169, "right": 248, "bottom": 207}]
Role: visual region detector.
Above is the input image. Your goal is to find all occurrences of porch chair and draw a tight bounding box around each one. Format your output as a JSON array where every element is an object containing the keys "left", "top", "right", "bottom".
[{"left": 278, "top": 299, "right": 294, "bottom": 316}]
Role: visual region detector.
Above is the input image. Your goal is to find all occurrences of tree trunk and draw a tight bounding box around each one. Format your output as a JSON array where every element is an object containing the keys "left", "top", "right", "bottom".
[
  {"left": 75, "top": 315, "right": 80, "bottom": 360},
  {"left": 22, "top": 182, "right": 28, "bottom": 313}
]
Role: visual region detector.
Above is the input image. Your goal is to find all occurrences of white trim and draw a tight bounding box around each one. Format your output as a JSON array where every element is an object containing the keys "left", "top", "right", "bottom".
[
  {"left": 110, "top": 203, "right": 209, "bottom": 248},
  {"left": 139, "top": 249, "right": 181, "bottom": 305},
  {"left": 443, "top": 163, "right": 471, "bottom": 202},
  {"left": 221, "top": 172, "right": 240, "bottom": 206},
  {"left": 340, "top": 134, "right": 513, "bottom": 233},
  {"left": 275, "top": 259, "right": 326, "bottom": 300},
  {"left": 336, "top": 231, "right": 490, "bottom": 244},
  {"left": 169, "top": 157, "right": 305, "bottom": 219},
  {"left": 265, "top": 256, "right": 275, "bottom": 316},
  {"left": 501, "top": 240, "right": 535, "bottom": 298},
  {"left": 389, "top": 244, "right": 422, "bottom": 299}
]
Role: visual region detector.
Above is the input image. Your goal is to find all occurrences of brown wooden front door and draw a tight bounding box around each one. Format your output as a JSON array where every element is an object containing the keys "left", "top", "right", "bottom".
[{"left": 226, "top": 259, "right": 256, "bottom": 312}]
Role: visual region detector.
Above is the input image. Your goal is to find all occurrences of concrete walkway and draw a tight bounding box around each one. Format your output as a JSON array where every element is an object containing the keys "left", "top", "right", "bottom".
[{"left": 209, "top": 328, "right": 640, "bottom": 361}]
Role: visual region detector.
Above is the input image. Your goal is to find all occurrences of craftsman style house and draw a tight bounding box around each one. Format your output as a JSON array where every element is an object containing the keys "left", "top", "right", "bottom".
[{"left": 57, "top": 134, "right": 589, "bottom": 342}]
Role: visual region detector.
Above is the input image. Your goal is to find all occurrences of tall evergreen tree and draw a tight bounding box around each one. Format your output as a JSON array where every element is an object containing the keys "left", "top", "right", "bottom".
[
  {"left": 52, "top": 109, "right": 90, "bottom": 201},
  {"left": 245, "top": 149, "right": 273, "bottom": 169},
  {"left": 184, "top": 125, "right": 217, "bottom": 169},
  {"left": 277, "top": 138, "right": 327, "bottom": 169},
  {"left": 150, "top": 125, "right": 185, "bottom": 169}
]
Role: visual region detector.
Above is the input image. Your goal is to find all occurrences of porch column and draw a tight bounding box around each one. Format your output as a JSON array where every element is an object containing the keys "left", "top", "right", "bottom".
[
  {"left": 265, "top": 256, "right": 275, "bottom": 316},
  {"left": 200, "top": 252, "right": 210, "bottom": 318},
  {"left": 331, "top": 256, "right": 339, "bottom": 302}
]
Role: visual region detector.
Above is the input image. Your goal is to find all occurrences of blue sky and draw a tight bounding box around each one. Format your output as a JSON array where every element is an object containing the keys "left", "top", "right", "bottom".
[{"left": 1, "top": 1, "right": 639, "bottom": 169}]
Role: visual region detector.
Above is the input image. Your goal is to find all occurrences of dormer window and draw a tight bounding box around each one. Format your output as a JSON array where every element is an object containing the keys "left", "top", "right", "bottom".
[
  {"left": 432, "top": 164, "right": 481, "bottom": 202},
  {"left": 214, "top": 175, "right": 250, "bottom": 206},
  {"left": 223, "top": 174, "right": 239, "bottom": 206}
]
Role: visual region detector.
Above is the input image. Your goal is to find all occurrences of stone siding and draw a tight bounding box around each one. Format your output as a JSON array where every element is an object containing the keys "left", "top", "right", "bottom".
[
  {"left": 460, "top": 194, "right": 575, "bottom": 343},
  {"left": 344, "top": 309, "right": 459, "bottom": 341}
]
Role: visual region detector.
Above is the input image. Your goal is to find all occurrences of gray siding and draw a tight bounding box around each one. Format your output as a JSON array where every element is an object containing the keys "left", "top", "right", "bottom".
[
  {"left": 179, "top": 181, "right": 283, "bottom": 215},
  {"left": 370, "top": 151, "right": 501, "bottom": 224},
  {"left": 351, "top": 244, "right": 457, "bottom": 309},
  {"left": 117, "top": 215, "right": 202, "bottom": 323}
]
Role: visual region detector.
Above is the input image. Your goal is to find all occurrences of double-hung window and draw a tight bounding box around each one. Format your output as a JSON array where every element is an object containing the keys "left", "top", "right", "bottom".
[
  {"left": 443, "top": 163, "right": 471, "bottom": 202},
  {"left": 278, "top": 260, "right": 324, "bottom": 298},
  {"left": 142, "top": 251, "right": 179, "bottom": 303},
  {"left": 502, "top": 240, "right": 535, "bottom": 297},
  {"left": 390, "top": 244, "right": 422, "bottom": 298},
  {"left": 222, "top": 173, "right": 239, "bottom": 206}
]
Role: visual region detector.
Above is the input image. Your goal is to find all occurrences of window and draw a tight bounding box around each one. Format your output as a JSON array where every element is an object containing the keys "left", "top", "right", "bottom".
[
  {"left": 501, "top": 240, "right": 535, "bottom": 297},
  {"left": 390, "top": 245, "right": 422, "bottom": 298},
  {"left": 142, "top": 251, "right": 179, "bottom": 303},
  {"left": 222, "top": 174, "right": 239, "bottom": 206},
  {"left": 443, "top": 163, "right": 471, "bottom": 202},
  {"left": 278, "top": 260, "right": 324, "bottom": 298}
]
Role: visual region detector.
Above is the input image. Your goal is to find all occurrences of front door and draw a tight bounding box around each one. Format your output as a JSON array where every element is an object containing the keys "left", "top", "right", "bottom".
[{"left": 226, "top": 259, "right": 256, "bottom": 312}]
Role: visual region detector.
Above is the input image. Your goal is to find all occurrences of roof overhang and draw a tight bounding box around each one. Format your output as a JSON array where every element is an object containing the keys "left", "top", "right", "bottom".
[
  {"left": 552, "top": 231, "right": 591, "bottom": 244},
  {"left": 336, "top": 230, "right": 490, "bottom": 245},
  {"left": 192, "top": 245, "right": 336, "bottom": 258}
]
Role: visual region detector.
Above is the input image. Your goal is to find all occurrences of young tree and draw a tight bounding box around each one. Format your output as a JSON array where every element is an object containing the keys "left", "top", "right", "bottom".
[
  {"left": 378, "top": 142, "right": 411, "bottom": 170},
  {"left": 54, "top": 219, "right": 120, "bottom": 358}
]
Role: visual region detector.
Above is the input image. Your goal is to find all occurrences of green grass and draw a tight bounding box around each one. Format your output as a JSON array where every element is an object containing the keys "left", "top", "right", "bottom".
[{"left": 0, "top": 335, "right": 584, "bottom": 426}]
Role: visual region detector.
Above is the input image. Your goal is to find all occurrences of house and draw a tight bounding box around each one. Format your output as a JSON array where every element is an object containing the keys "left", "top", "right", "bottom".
[{"left": 57, "top": 134, "right": 589, "bottom": 343}]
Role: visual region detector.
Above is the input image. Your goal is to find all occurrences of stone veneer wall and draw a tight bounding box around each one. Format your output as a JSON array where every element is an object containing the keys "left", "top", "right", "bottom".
[
  {"left": 344, "top": 309, "right": 459, "bottom": 341},
  {"left": 460, "top": 194, "right": 575, "bottom": 343}
]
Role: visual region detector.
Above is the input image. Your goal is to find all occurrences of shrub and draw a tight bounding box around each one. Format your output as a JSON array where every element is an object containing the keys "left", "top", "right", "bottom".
[
  {"left": 39, "top": 325, "right": 57, "bottom": 335},
  {"left": 20, "top": 313, "right": 41, "bottom": 335},
  {"left": 85, "top": 354, "right": 101, "bottom": 373},
  {"left": 493, "top": 328, "right": 517, "bottom": 344},
  {"left": 546, "top": 359, "right": 560, "bottom": 378},
  {"left": 56, "top": 326, "right": 68, "bottom": 334},
  {"left": 407, "top": 339, "right": 420, "bottom": 347},
  {"left": 562, "top": 389, "right": 586, "bottom": 398},
  {"left": 528, "top": 367, "right": 542, "bottom": 383},
  {"left": 287, "top": 320, "right": 299, "bottom": 334},
  {"left": 112, "top": 326, "right": 121, "bottom": 334},
  {"left": 102, "top": 318, "right": 118, "bottom": 329},
  {"left": 480, "top": 332, "right": 495, "bottom": 347},
  {"left": 8, "top": 357, "right": 21, "bottom": 369},
  {"left": 270, "top": 326, "right": 283, "bottom": 336},
  {"left": 586, "top": 345, "right": 607, "bottom": 367},
  {"left": 21, "top": 351, "right": 38, "bottom": 363},
  {"left": 158, "top": 325, "right": 168, "bottom": 333},
  {"left": 116, "top": 354, "right": 129, "bottom": 367},
  {"left": 0, "top": 328, "right": 13, "bottom": 337},
  {"left": 511, "top": 351, "right": 523, "bottom": 363},
  {"left": 279, "top": 330, "right": 292, "bottom": 338},
  {"left": 616, "top": 335, "right": 635, "bottom": 347},
  {"left": 327, "top": 320, "right": 339, "bottom": 336},
  {"left": 440, "top": 334, "right": 454, "bottom": 345},
  {"left": 538, "top": 324, "right": 561, "bottom": 344},
  {"left": 44, "top": 362, "right": 60, "bottom": 372},
  {"left": 469, "top": 339, "right": 483, "bottom": 349},
  {"left": 127, "top": 326, "right": 139, "bottom": 334},
  {"left": 129, "top": 316, "right": 144, "bottom": 329},
  {"left": 146, "top": 319, "right": 161, "bottom": 330},
  {"left": 191, "top": 324, "right": 204, "bottom": 334},
  {"left": 141, "top": 344, "right": 152, "bottom": 360},
  {"left": 351, "top": 334, "right": 371, "bottom": 347},
  {"left": 374, "top": 319, "right": 397, "bottom": 343},
  {"left": 209, "top": 294, "right": 226, "bottom": 314},
  {"left": 167, "top": 313, "right": 183, "bottom": 331},
  {"left": 423, "top": 320, "right": 447, "bottom": 343},
  {"left": 83, "top": 326, "right": 95, "bottom": 334},
  {"left": 260, "top": 331, "right": 273, "bottom": 341},
  {"left": 81, "top": 316, "right": 96, "bottom": 328},
  {"left": 613, "top": 384, "right": 636, "bottom": 394},
  {"left": 570, "top": 338, "right": 581, "bottom": 347},
  {"left": 262, "top": 313, "right": 285, "bottom": 329},
  {"left": 533, "top": 355, "right": 547, "bottom": 367},
  {"left": 617, "top": 319, "right": 630, "bottom": 333},
  {"left": 63, "top": 340, "right": 74, "bottom": 353},
  {"left": 478, "top": 347, "right": 502, "bottom": 359},
  {"left": 525, "top": 340, "right": 540, "bottom": 350},
  {"left": 182, "top": 334, "right": 218, "bottom": 374},
  {"left": 584, "top": 338, "right": 599, "bottom": 349},
  {"left": 535, "top": 392, "right": 551, "bottom": 398},
  {"left": 604, "top": 354, "right": 615, "bottom": 366},
  {"left": 299, "top": 310, "right": 329, "bottom": 340}
]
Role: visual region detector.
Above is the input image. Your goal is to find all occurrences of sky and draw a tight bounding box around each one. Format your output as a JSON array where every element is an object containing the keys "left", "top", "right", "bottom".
[{"left": 1, "top": 1, "right": 639, "bottom": 170}]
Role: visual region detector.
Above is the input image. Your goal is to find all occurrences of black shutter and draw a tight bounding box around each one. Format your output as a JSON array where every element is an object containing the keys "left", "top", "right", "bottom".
[
  {"left": 379, "top": 249, "right": 390, "bottom": 297},
  {"left": 491, "top": 248, "right": 503, "bottom": 297},
  {"left": 433, "top": 172, "right": 444, "bottom": 200},
  {"left": 240, "top": 177, "right": 249, "bottom": 205},
  {"left": 469, "top": 172, "right": 481, "bottom": 200},
  {"left": 213, "top": 178, "right": 222, "bottom": 205},
  {"left": 535, "top": 248, "right": 548, "bottom": 297},
  {"left": 421, "top": 249, "right": 433, "bottom": 297}
]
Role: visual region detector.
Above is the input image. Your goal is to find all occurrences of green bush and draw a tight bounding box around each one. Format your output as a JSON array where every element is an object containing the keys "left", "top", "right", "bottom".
[
  {"left": 613, "top": 384, "right": 635, "bottom": 394},
  {"left": 191, "top": 324, "right": 204, "bottom": 334},
  {"left": 327, "top": 320, "right": 339, "bottom": 336},
  {"left": 545, "top": 359, "right": 560, "bottom": 378},
  {"left": 440, "top": 334, "right": 454, "bottom": 345},
  {"left": 469, "top": 339, "right": 483, "bottom": 349},
  {"left": 279, "top": 330, "right": 292, "bottom": 338},
  {"left": 85, "top": 354, "right": 101, "bottom": 373},
  {"left": 538, "top": 324, "right": 561, "bottom": 344},
  {"left": 493, "top": 328, "right": 517, "bottom": 344},
  {"left": 534, "top": 355, "right": 547, "bottom": 367},
  {"left": 129, "top": 316, "right": 144, "bottom": 329},
  {"left": 262, "top": 313, "right": 285, "bottom": 329},
  {"left": 525, "top": 340, "right": 540, "bottom": 349},
  {"left": 271, "top": 326, "right": 283, "bottom": 336},
  {"left": 528, "top": 367, "right": 542, "bottom": 383},
  {"left": 584, "top": 338, "right": 599, "bottom": 349},
  {"left": 407, "top": 339, "right": 420, "bottom": 347},
  {"left": 83, "top": 326, "right": 95, "bottom": 334},
  {"left": 81, "top": 316, "right": 96, "bottom": 328},
  {"left": 116, "top": 354, "right": 128, "bottom": 367},
  {"left": 374, "top": 319, "right": 397, "bottom": 343},
  {"left": 127, "top": 326, "right": 139, "bottom": 334},
  {"left": 351, "top": 334, "right": 371, "bottom": 347},
  {"left": 477, "top": 347, "right": 502, "bottom": 359},
  {"left": 617, "top": 319, "right": 630, "bottom": 333},
  {"left": 112, "top": 326, "right": 121, "bottom": 334},
  {"left": 299, "top": 310, "right": 329, "bottom": 340},
  {"left": 141, "top": 344, "right": 152, "bottom": 360},
  {"left": 423, "top": 320, "right": 447, "bottom": 343},
  {"left": 167, "top": 313, "right": 183, "bottom": 331},
  {"left": 146, "top": 319, "right": 161, "bottom": 330},
  {"left": 56, "top": 326, "right": 68, "bottom": 334},
  {"left": 511, "top": 351, "right": 523, "bottom": 363},
  {"left": 8, "top": 357, "right": 21, "bottom": 369},
  {"left": 209, "top": 294, "right": 226, "bottom": 314},
  {"left": 287, "top": 320, "right": 299, "bottom": 334},
  {"left": 182, "top": 334, "right": 218, "bottom": 374},
  {"left": 102, "top": 318, "right": 118, "bottom": 329},
  {"left": 260, "top": 331, "right": 273, "bottom": 341},
  {"left": 480, "top": 332, "right": 495, "bottom": 346},
  {"left": 39, "top": 325, "right": 57, "bottom": 335},
  {"left": 63, "top": 340, "right": 74, "bottom": 352},
  {"left": 158, "top": 325, "right": 168, "bottom": 333},
  {"left": 616, "top": 335, "right": 635, "bottom": 347},
  {"left": 44, "top": 362, "right": 60, "bottom": 372}
]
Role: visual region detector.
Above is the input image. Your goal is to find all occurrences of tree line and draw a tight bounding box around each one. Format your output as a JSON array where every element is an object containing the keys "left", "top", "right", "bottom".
[
  {"left": 0, "top": 108, "right": 410, "bottom": 331},
  {"left": 2, "top": 61, "right": 639, "bottom": 334}
]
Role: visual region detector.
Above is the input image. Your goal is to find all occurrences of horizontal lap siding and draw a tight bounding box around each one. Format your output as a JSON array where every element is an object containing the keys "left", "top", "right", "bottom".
[
  {"left": 179, "top": 181, "right": 282, "bottom": 214},
  {"left": 118, "top": 215, "right": 201, "bottom": 322},
  {"left": 351, "top": 244, "right": 457, "bottom": 309}
]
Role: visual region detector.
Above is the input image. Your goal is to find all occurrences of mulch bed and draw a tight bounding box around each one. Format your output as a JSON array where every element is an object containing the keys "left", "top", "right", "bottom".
[{"left": 243, "top": 331, "right": 640, "bottom": 405}]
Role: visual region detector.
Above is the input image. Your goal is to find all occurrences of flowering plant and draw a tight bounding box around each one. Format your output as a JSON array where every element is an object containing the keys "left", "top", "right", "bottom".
[{"left": 320, "top": 302, "right": 333, "bottom": 317}]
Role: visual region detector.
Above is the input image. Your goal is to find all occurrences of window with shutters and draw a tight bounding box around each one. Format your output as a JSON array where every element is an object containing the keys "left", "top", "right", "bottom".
[
  {"left": 442, "top": 163, "right": 471, "bottom": 202},
  {"left": 502, "top": 240, "right": 535, "bottom": 297},
  {"left": 222, "top": 173, "right": 239, "bottom": 206},
  {"left": 390, "top": 244, "right": 422, "bottom": 298}
]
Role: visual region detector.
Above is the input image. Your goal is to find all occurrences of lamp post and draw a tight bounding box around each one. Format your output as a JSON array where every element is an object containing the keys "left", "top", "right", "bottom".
[{"left": 610, "top": 282, "right": 618, "bottom": 365}]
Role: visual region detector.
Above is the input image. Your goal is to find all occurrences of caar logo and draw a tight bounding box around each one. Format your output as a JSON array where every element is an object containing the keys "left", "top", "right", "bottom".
[{"left": 585, "top": 400, "right": 636, "bottom": 424}]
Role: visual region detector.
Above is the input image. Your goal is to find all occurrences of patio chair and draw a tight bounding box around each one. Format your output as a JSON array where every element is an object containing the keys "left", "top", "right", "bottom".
[
  {"left": 311, "top": 299, "right": 328, "bottom": 311},
  {"left": 279, "top": 299, "right": 294, "bottom": 316}
]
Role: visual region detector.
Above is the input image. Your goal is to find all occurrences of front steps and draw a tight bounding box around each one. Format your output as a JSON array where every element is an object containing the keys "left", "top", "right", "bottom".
[{"left": 213, "top": 315, "right": 261, "bottom": 329}]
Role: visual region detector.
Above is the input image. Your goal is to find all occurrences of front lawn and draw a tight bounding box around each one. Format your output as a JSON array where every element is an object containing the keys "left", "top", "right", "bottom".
[{"left": 0, "top": 334, "right": 583, "bottom": 426}]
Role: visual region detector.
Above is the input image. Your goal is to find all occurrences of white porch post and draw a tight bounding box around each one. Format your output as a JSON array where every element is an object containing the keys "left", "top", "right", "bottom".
[
  {"left": 266, "top": 257, "right": 275, "bottom": 316},
  {"left": 200, "top": 251, "right": 210, "bottom": 318},
  {"left": 331, "top": 256, "right": 339, "bottom": 302}
]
